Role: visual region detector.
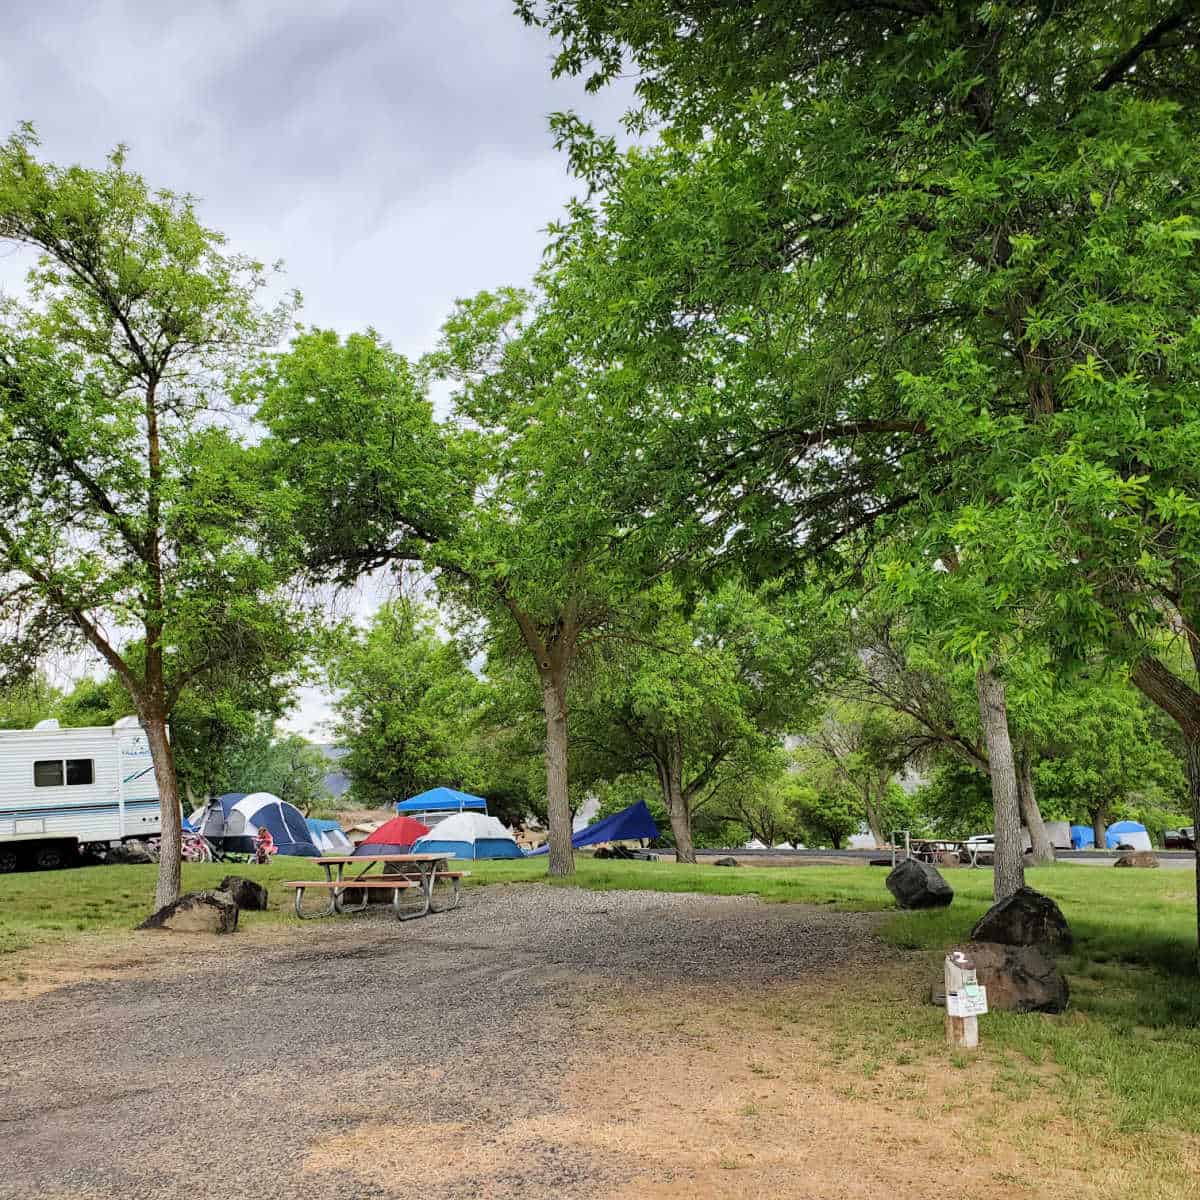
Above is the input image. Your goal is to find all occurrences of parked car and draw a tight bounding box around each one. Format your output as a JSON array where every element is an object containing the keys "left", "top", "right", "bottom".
[{"left": 1165, "top": 827, "right": 1196, "bottom": 851}]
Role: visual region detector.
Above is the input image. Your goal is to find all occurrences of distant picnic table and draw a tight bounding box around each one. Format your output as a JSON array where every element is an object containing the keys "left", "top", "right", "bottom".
[{"left": 283, "top": 853, "right": 468, "bottom": 922}]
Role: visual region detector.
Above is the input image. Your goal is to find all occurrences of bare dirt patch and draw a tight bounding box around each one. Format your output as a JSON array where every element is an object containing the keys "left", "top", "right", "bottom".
[{"left": 2, "top": 885, "right": 1195, "bottom": 1200}]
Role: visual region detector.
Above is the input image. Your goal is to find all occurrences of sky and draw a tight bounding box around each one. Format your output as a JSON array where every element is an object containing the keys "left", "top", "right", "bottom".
[{"left": 1, "top": 0, "right": 631, "bottom": 737}]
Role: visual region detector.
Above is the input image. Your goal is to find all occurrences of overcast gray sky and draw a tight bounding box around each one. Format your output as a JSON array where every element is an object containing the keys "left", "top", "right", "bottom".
[{"left": 2, "top": 1, "right": 630, "bottom": 737}]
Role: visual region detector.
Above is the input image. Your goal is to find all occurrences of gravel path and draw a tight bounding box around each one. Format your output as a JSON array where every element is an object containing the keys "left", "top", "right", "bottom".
[{"left": 0, "top": 885, "right": 886, "bottom": 1199}]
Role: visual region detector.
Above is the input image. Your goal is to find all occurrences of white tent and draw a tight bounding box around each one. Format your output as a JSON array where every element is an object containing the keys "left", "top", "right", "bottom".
[{"left": 413, "top": 811, "right": 524, "bottom": 860}]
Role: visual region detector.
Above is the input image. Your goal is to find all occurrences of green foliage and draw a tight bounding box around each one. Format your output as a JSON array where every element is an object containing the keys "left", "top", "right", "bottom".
[
  {"left": 0, "top": 675, "right": 61, "bottom": 729},
  {"left": 570, "top": 579, "right": 839, "bottom": 822},
  {"left": 216, "top": 726, "right": 329, "bottom": 813},
  {"left": 328, "top": 600, "right": 488, "bottom": 808}
]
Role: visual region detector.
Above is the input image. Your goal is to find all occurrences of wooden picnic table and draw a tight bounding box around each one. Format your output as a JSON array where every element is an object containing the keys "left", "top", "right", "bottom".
[{"left": 283, "top": 853, "right": 468, "bottom": 922}]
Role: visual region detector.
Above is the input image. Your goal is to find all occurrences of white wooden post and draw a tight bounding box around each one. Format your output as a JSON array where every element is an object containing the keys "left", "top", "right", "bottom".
[{"left": 944, "top": 949, "right": 985, "bottom": 1049}]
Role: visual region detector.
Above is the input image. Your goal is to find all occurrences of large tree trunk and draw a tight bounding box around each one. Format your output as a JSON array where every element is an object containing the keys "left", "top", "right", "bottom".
[
  {"left": 975, "top": 665, "right": 1025, "bottom": 900},
  {"left": 1187, "top": 735, "right": 1200, "bottom": 966},
  {"left": 540, "top": 670, "right": 574, "bottom": 877},
  {"left": 1092, "top": 806, "right": 1108, "bottom": 854},
  {"left": 862, "top": 776, "right": 887, "bottom": 848},
  {"left": 143, "top": 713, "right": 182, "bottom": 910},
  {"left": 1017, "top": 747, "right": 1055, "bottom": 864},
  {"left": 1131, "top": 653, "right": 1200, "bottom": 967},
  {"left": 664, "top": 737, "right": 697, "bottom": 865}
]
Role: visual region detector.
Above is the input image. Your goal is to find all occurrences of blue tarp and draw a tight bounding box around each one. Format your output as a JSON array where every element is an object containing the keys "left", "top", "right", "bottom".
[
  {"left": 395, "top": 787, "right": 488, "bottom": 814},
  {"left": 526, "top": 800, "right": 659, "bottom": 856},
  {"left": 1070, "top": 824, "right": 1095, "bottom": 849}
]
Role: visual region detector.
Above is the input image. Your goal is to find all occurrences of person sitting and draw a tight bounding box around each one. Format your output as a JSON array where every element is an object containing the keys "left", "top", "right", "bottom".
[{"left": 254, "top": 826, "right": 276, "bottom": 865}]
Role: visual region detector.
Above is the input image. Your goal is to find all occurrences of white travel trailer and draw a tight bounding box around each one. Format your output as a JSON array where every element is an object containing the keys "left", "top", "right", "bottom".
[{"left": 0, "top": 718, "right": 161, "bottom": 871}]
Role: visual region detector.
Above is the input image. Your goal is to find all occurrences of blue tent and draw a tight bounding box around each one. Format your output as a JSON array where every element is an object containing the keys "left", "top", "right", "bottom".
[
  {"left": 191, "top": 792, "right": 320, "bottom": 856},
  {"left": 1105, "top": 820, "right": 1152, "bottom": 850},
  {"left": 306, "top": 818, "right": 353, "bottom": 854},
  {"left": 395, "top": 787, "right": 488, "bottom": 815},
  {"left": 412, "top": 812, "right": 523, "bottom": 860},
  {"left": 526, "top": 800, "right": 659, "bottom": 856},
  {"left": 1070, "top": 824, "right": 1095, "bottom": 849}
]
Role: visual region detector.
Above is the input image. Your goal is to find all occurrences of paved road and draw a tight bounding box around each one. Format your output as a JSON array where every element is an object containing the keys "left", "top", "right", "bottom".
[
  {"left": 688, "top": 847, "right": 1197, "bottom": 869},
  {"left": 0, "top": 885, "right": 885, "bottom": 1200}
]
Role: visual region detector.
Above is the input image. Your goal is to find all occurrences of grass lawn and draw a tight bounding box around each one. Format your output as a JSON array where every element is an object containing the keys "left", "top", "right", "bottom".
[{"left": 2, "top": 854, "right": 1197, "bottom": 1137}]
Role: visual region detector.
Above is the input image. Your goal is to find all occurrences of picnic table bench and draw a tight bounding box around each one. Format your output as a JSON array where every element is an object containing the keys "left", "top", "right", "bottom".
[{"left": 283, "top": 854, "right": 469, "bottom": 922}]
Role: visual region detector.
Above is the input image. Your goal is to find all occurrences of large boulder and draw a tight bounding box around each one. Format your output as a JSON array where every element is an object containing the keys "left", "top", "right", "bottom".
[
  {"left": 712, "top": 856, "right": 739, "bottom": 868},
  {"left": 219, "top": 875, "right": 270, "bottom": 910},
  {"left": 931, "top": 941, "right": 1069, "bottom": 1014},
  {"left": 969, "top": 886, "right": 1072, "bottom": 954},
  {"left": 1114, "top": 852, "right": 1160, "bottom": 869},
  {"left": 886, "top": 858, "right": 954, "bottom": 909},
  {"left": 137, "top": 890, "right": 239, "bottom": 934}
]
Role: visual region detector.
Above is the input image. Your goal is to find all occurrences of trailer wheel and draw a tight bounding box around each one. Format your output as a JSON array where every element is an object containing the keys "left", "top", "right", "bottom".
[
  {"left": 32, "top": 843, "right": 73, "bottom": 871},
  {"left": 0, "top": 846, "right": 19, "bottom": 873}
]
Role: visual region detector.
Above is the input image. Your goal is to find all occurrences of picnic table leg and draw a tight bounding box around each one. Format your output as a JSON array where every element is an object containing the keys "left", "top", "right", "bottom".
[
  {"left": 395, "top": 862, "right": 436, "bottom": 921},
  {"left": 427, "top": 862, "right": 462, "bottom": 913},
  {"left": 293, "top": 885, "right": 335, "bottom": 920},
  {"left": 333, "top": 862, "right": 370, "bottom": 914}
]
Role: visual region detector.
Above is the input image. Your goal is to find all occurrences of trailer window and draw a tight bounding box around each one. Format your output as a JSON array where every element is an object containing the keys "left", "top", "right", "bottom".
[
  {"left": 66, "top": 759, "right": 94, "bottom": 785},
  {"left": 33, "top": 760, "right": 64, "bottom": 787}
]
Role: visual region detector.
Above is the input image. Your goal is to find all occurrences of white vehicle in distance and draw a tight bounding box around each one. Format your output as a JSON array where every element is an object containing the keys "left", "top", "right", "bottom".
[{"left": 959, "top": 834, "right": 994, "bottom": 864}]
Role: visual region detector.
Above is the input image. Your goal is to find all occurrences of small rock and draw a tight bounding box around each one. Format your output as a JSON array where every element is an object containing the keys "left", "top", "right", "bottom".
[
  {"left": 886, "top": 858, "right": 954, "bottom": 909},
  {"left": 137, "top": 890, "right": 239, "bottom": 934},
  {"left": 970, "top": 886, "right": 1072, "bottom": 954},
  {"left": 109, "top": 840, "right": 154, "bottom": 865},
  {"left": 931, "top": 941, "right": 1069, "bottom": 1013},
  {"left": 219, "top": 875, "right": 270, "bottom": 909},
  {"left": 1113, "top": 852, "right": 1159, "bottom": 869},
  {"left": 712, "top": 856, "right": 739, "bottom": 868}
]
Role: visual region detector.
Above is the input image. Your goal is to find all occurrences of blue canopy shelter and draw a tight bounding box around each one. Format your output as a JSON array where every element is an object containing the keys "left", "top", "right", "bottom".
[
  {"left": 395, "top": 787, "right": 488, "bottom": 829},
  {"left": 396, "top": 787, "right": 488, "bottom": 814},
  {"left": 526, "top": 800, "right": 659, "bottom": 856}
]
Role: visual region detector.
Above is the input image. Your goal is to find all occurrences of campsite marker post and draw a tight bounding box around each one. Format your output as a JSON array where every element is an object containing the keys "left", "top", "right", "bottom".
[{"left": 944, "top": 950, "right": 987, "bottom": 1050}]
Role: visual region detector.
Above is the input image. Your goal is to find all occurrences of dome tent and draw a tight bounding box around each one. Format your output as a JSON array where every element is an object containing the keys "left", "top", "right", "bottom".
[
  {"left": 352, "top": 815, "right": 430, "bottom": 856},
  {"left": 413, "top": 811, "right": 523, "bottom": 860},
  {"left": 306, "top": 818, "right": 353, "bottom": 854},
  {"left": 192, "top": 792, "right": 320, "bottom": 856},
  {"left": 1105, "top": 820, "right": 1153, "bottom": 851}
]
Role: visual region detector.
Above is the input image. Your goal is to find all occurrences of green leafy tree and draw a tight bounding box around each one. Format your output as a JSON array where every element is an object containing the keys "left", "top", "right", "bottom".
[
  {"left": 217, "top": 724, "right": 330, "bottom": 813},
  {"left": 328, "top": 600, "right": 487, "bottom": 807},
  {"left": 0, "top": 131, "right": 306, "bottom": 907},
  {"left": 570, "top": 580, "right": 836, "bottom": 861},
  {"left": 258, "top": 294, "right": 677, "bottom": 876},
  {"left": 57, "top": 669, "right": 307, "bottom": 810},
  {"left": 0, "top": 675, "right": 61, "bottom": 729},
  {"left": 522, "top": 3, "right": 1200, "bottom": 919}
]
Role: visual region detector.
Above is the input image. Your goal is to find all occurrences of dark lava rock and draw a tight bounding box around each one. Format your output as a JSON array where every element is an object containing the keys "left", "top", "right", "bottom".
[
  {"left": 712, "top": 856, "right": 739, "bottom": 868},
  {"left": 219, "top": 875, "right": 270, "bottom": 910},
  {"left": 886, "top": 857, "right": 954, "bottom": 909},
  {"left": 137, "top": 890, "right": 239, "bottom": 934},
  {"left": 1113, "top": 852, "right": 1160, "bottom": 869},
  {"left": 969, "top": 886, "right": 1072, "bottom": 954},
  {"left": 931, "top": 941, "right": 1069, "bottom": 1014}
]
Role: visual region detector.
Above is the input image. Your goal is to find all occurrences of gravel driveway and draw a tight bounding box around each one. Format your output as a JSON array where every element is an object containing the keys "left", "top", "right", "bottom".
[{"left": 0, "top": 884, "right": 885, "bottom": 1200}]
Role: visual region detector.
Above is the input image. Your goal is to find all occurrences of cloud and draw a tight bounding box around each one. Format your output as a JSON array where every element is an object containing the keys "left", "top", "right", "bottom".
[{"left": 0, "top": 0, "right": 632, "bottom": 738}]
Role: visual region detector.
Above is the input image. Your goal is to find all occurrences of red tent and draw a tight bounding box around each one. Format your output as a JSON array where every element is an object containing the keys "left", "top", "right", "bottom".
[{"left": 353, "top": 815, "right": 431, "bottom": 855}]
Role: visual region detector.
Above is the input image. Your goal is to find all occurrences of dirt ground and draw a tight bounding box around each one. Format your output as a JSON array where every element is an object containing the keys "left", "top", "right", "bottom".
[{"left": 1, "top": 885, "right": 1194, "bottom": 1200}]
